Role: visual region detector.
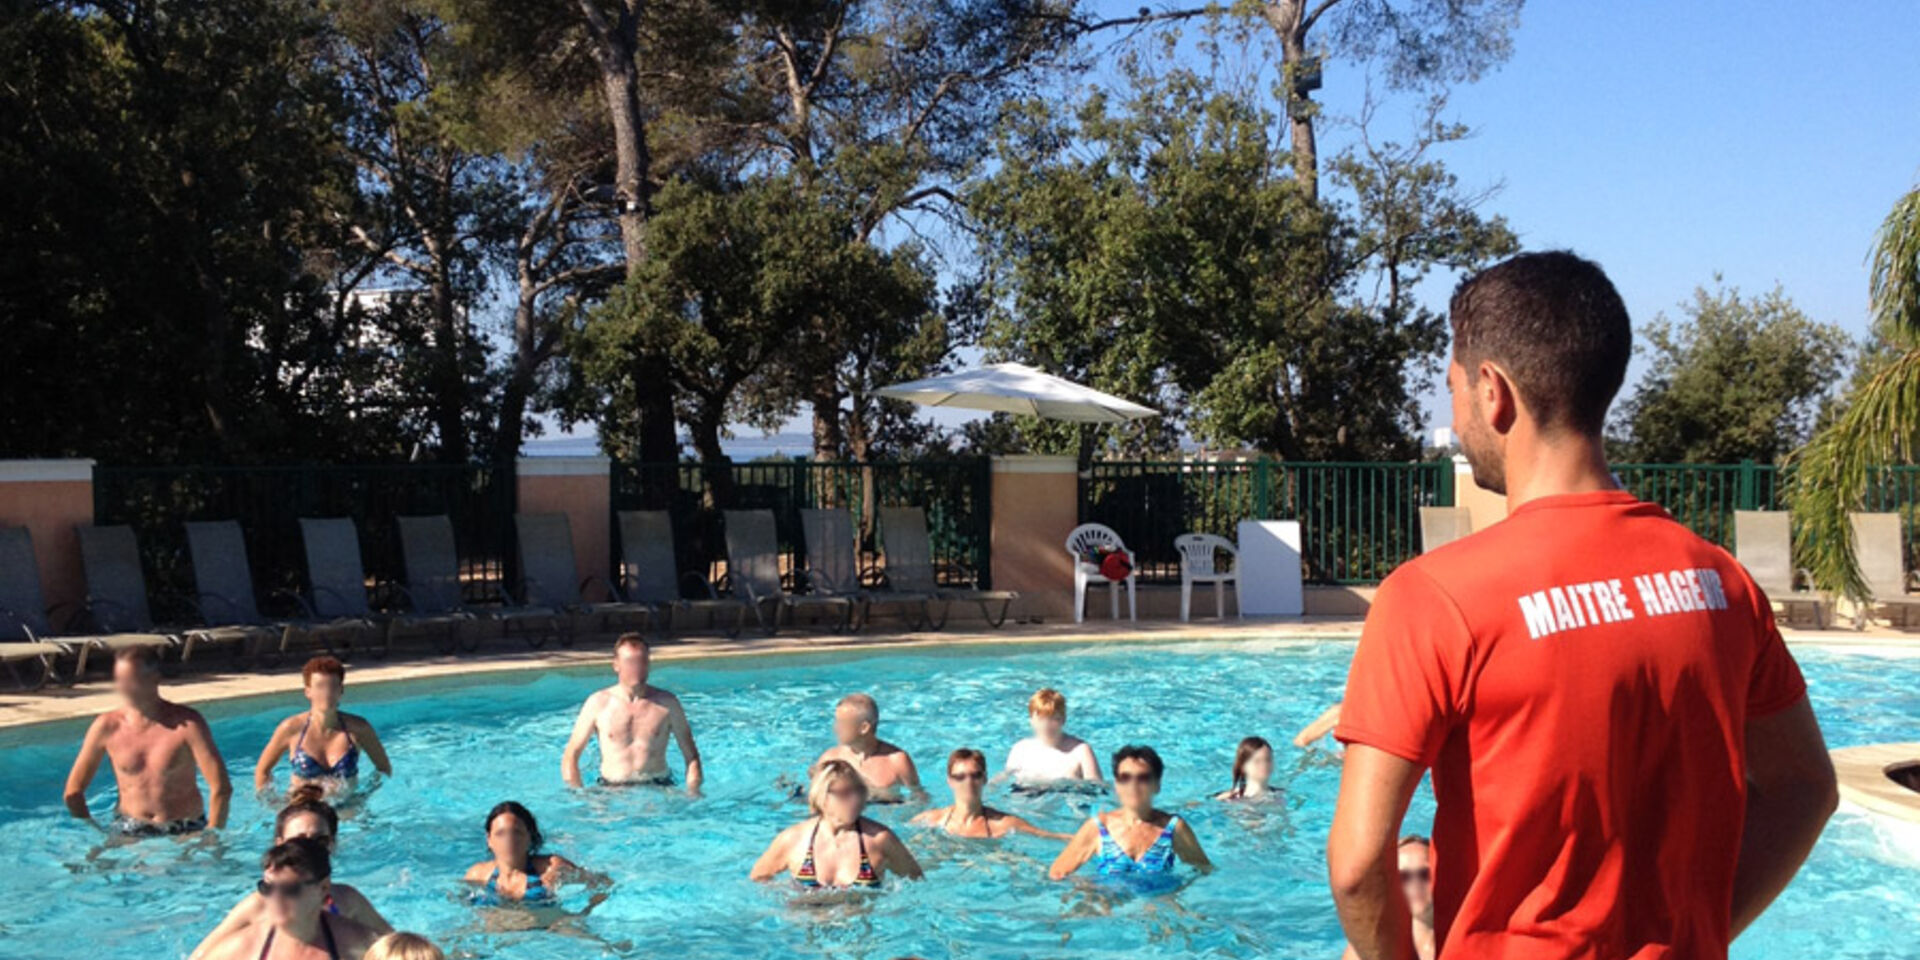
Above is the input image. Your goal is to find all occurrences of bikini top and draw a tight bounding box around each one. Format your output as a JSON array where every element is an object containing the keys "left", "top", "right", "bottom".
[
  {"left": 476, "top": 860, "right": 554, "bottom": 905},
  {"left": 796, "top": 819, "right": 880, "bottom": 889},
  {"left": 1093, "top": 815, "right": 1179, "bottom": 875},
  {"left": 257, "top": 913, "right": 339, "bottom": 960},
  {"left": 289, "top": 716, "right": 359, "bottom": 780}
]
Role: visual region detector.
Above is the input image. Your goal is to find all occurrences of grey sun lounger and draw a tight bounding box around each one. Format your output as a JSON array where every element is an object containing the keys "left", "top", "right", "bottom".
[
  {"left": 802, "top": 508, "right": 929, "bottom": 631},
  {"left": 1, "top": 525, "right": 173, "bottom": 687},
  {"left": 614, "top": 510, "right": 749, "bottom": 637},
  {"left": 187, "top": 520, "right": 373, "bottom": 661},
  {"left": 723, "top": 509, "right": 853, "bottom": 635},
  {"left": 78, "top": 524, "right": 256, "bottom": 663},
  {"left": 515, "top": 512, "right": 651, "bottom": 636},
  {"left": 1418, "top": 506, "right": 1473, "bottom": 553},
  {"left": 1732, "top": 511, "right": 1830, "bottom": 628},
  {"left": 878, "top": 507, "right": 1017, "bottom": 629},
  {"left": 1849, "top": 512, "right": 1920, "bottom": 628},
  {"left": 300, "top": 517, "right": 472, "bottom": 658},
  {"left": 397, "top": 514, "right": 558, "bottom": 649}
]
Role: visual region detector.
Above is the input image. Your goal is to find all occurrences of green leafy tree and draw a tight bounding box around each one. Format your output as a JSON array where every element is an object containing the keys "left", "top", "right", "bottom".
[
  {"left": 1789, "top": 186, "right": 1920, "bottom": 600},
  {"left": 1613, "top": 283, "right": 1853, "bottom": 464}
]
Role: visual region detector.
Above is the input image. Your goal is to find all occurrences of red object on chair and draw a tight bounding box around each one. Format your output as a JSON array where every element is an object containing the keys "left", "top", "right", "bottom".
[{"left": 1099, "top": 551, "right": 1133, "bottom": 582}]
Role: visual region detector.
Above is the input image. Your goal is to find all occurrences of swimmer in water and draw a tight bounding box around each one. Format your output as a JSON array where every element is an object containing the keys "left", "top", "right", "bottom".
[
  {"left": 752, "top": 760, "right": 923, "bottom": 888},
  {"left": 189, "top": 785, "right": 392, "bottom": 959},
  {"left": 195, "top": 838, "right": 381, "bottom": 960},
  {"left": 253, "top": 656, "right": 392, "bottom": 796},
  {"left": 1003, "top": 688, "right": 1102, "bottom": 786},
  {"left": 911, "top": 748, "right": 1071, "bottom": 840},
  {"left": 63, "top": 646, "right": 231, "bottom": 836},
  {"left": 463, "top": 801, "right": 604, "bottom": 906},
  {"left": 1049, "top": 746, "right": 1211, "bottom": 881},
  {"left": 1216, "top": 736, "right": 1276, "bottom": 801},
  {"left": 811, "top": 693, "right": 922, "bottom": 801},
  {"left": 561, "top": 634, "right": 702, "bottom": 792}
]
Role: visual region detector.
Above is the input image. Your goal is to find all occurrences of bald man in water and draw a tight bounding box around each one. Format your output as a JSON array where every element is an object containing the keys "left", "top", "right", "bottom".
[{"left": 813, "top": 693, "right": 923, "bottom": 801}]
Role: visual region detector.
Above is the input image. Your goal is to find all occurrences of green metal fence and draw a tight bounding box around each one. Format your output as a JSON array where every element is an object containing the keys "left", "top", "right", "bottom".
[
  {"left": 92, "top": 463, "right": 515, "bottom": 621},
  {"left": 610, "top": 459, "right": 995, "bottom": 591},
  {"left": 1615, "top": 461, "right": 1920, "bottom": 555},
  {"left": 1079, "top": 460, "right": 1455, "bottom": 584}
]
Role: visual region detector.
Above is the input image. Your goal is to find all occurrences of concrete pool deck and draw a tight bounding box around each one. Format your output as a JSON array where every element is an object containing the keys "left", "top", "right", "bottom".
[{"left": 2, "top": 617, "right": 1917, "bottom": 732}]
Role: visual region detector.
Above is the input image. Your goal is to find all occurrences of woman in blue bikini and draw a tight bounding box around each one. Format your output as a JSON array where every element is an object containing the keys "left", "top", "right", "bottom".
[
  {"left": 463, "top": 801, "right": 603, "bottom": 906},
  {"left": 254, "top": 657, "right": 392, "bottom": 795},
  {"left": 1049, "top": 745, "right": 1211, "bottom": 884}
]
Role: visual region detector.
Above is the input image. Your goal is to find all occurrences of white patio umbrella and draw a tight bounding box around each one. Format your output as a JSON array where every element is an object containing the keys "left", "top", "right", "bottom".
[{"left": 874, "top": 362, "right": 1158, "bottom": 423}]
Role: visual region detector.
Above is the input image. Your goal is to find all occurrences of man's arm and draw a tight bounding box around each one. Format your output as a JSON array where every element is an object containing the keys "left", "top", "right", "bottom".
[
  {"left": 560, "top": 694, "right": 601, "bottom": 788},
  {"left": 186, "top": 713, "right": 232, "bottom": 828},
  {"left": 1328, "top": 744, "right": 1425, "bottom": 960},
  {"left": 1296, "top": 702, "right": 1343, "bottom": 749},
  {"left": 1074, "top": 742, "right": 1104, "bottom": 781},
  {"left": 668, "top": 696, "right": 703, "bottom": 794},
  {"left": 64, "top": 717, "right": 109, "bottom": 820},
  {"left": 1732, "top": 696, "right": 1837, "bottom": 938}
]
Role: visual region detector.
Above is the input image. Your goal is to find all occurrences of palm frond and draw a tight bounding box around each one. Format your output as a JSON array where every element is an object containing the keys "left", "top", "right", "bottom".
[
  {"left": 1870, "top": 187, "right": 1920, "bottom": 348},
  {"left": 1787, "top": 346, "right": 1920, "bottom": 600}
]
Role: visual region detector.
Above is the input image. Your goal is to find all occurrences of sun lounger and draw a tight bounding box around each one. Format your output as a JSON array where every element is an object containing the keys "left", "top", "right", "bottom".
[
  {"left": 801, "top": 508, "right": 929, "bottom": 631},
  {"left": 1850, "top": 512, "right": 1920, "bottom": 628},
  {"left": 514, "top": 512, "right": 651, "bottom": 637},
  {"left": 614, "top": 510, "right": 749, "bottom": 637},
  {"left": 1, "top": 525, "right": 173, "bottom": 687},
  {"left": 1732, "top": 511, "right": 1829, "bottom": 628},
  {"left": 722, "top": 509, "right": 853, "bottom": 635},
  {"left": 187, "top": 520, "right": 373, "bottom": 662},
  {"left": 300, "top": 517, "right": 474, "bottom": 658},
  {"left": 78, "top": 524, "right": 256, "bottom": 663},
  {"left": 878, "top": 507, "right": 1016, "bottom": 629},
  {"left": 397, "top": 514, "right": 557, "bottom": 649}
]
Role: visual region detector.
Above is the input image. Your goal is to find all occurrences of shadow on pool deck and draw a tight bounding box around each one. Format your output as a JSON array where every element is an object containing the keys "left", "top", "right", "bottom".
[{"left": 2, "top": 615, "right": 1914, "bottom": 731}]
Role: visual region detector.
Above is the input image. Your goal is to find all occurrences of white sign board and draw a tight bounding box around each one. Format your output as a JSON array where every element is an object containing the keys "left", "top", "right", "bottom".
[{"left": 1236, "top": 519, "right": 1304, "bottom": 616}]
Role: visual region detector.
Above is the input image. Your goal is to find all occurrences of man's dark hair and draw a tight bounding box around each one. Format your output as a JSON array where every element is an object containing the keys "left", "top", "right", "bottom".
[
  {"left": 1449, "top": 251, "right": 1632, "bottom": 434},
  {"left": 1111, "top": 744, "right": 1165, "bottom": 781},
  {"left": 262, "top": 836, "right": 332, "bottom": 881},
  {"left": 614, "top": 633, "right": 648, "bottom": 655},
  {"left": 113, "top": 645, "right": 161, "bottom": 673}
]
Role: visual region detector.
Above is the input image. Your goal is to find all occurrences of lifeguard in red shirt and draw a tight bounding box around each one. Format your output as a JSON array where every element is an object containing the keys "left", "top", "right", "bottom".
[{"left": 1327, "top": 251, "right": 1838, "bottom": 960}]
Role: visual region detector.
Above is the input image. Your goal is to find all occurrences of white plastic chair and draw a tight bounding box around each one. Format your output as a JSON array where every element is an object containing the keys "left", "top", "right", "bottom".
[
  {"left": 1065, "top": 523, "right": 1135, "bottom": 623},
  {"left": 1175, "top": 533, "right": 1240, "bottom": 621}
]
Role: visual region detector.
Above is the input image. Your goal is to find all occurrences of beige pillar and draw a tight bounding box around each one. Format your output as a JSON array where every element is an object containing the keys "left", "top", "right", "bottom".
[
  {"left": 516, "top": 457, "right": 613, "bottom": 601},
  {"left": 989, "top": 455, "right": 1079, "bottom": 621},
  {"left": 1455, "top": 454, "right": 1508, "bottom": 532},
  {"left": 0, "top": 460, "right": 95, "bottom": 615}
]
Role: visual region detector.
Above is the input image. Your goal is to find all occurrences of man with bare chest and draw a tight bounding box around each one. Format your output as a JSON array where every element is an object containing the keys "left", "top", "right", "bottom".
[
  {"left": 812, "top": 693, "right": 923, "bottom": 802},
  {"left": 64, "top": 646, "right": 231, "bottom": 837},
  {"left": 562, "top": 634, "right": 703, "bottom": 793}
]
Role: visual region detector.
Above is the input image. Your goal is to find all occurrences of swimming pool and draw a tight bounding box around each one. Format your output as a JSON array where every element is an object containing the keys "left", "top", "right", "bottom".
[{"left": 0, "top": 638, "right": 1914, "bottom": 959}]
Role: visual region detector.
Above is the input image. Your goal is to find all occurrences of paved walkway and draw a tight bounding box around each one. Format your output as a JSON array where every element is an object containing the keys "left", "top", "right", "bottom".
[{"left": 2, "top": 617, "right": 1913, "bottom": 731}]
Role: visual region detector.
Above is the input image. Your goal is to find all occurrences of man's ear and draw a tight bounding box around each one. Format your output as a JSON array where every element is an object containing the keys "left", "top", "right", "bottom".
[{"left": 1479, "top": 360, "right": 1520, "bottom": 435}]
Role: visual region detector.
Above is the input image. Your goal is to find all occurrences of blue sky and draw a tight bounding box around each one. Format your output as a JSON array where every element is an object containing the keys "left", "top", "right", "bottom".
[{"left": 533, "top": 1, "right": 1920, "bottom": 455}]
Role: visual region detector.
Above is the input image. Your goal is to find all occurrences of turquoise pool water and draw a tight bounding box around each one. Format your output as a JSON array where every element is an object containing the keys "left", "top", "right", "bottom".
[{"left": 0, "top": 638, "right": 1915, "bottom": 959}]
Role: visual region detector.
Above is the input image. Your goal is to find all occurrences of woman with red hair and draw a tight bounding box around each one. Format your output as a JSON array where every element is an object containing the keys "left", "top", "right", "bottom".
[{"left": 254, "top": 656, "right": 393, "bottom": 795}]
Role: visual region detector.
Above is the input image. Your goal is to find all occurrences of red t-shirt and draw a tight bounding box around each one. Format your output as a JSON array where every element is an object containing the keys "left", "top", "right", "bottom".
[{"left": 1336, "top": 490, "right": 1807, "bottom": 960}]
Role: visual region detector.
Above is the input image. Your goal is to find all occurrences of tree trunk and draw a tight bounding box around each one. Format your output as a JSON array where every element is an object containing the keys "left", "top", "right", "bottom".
[
  {"left": 492, "top": 284, "right": 538, "bottom": 468},
  {"left": 584, "top": 0, "right": 676, "bottom": 464},
  {"left": 811, "top": 373, "right": 846, "bottom": 462},
  {"left": 1263, "top": 0, "right": 1320, "bottom": 204},
  {"left": 429, "top": 273, "right": 469, "bottom": 463}
]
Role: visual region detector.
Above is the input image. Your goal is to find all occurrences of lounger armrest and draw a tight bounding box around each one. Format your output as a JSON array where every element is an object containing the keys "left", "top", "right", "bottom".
[
  {"left": 277, "top": 589, "right": 321, "bottom": 621},
  {"left": 195, "top": 591, "right": 249, "bottom": 626},
  {"left": 82, "top": 596, "right": 142, "bottom": 633},
  {"left": 699, "top": 571, "right": 730, "bottom": 601},
  {"left": 0, "top": 603, "right": 44, "bottom": 642},
  {"left": 579, "top": 574, "right": 622, "bottom": 605}
]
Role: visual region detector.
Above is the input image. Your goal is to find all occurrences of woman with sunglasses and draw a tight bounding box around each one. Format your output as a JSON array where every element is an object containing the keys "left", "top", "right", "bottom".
[
  {"left": 464, "top": 801, "right": 603, "bottom": 906},
  {"left": 1340, "top": 835, "right": 1435, "bottom": 960},
  {"left": 1049, "top": 745, "right": 1211, "bottom": 883},
  {"left": 1215, "top": 736, "right": 1276, "bottom": 801},
  {"left": 195, "top": 837, "right": 382, "bottom": 960},
  {"left": 911, "top": 748, "right": 1071, "bottom": 839},
  {"left": 189, "top": 786, "right": 391, "bottom": 959},
  {"left": 751, "top": 759, "right": 924, "bottom": 888}
]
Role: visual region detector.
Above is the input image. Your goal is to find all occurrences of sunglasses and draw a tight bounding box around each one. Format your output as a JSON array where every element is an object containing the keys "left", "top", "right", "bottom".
[
  {"left": 948, "top": 769, "right": 986, "bottom": 782},
  {"left": 256, "top": 878, "right": 315, "bottom": 900},
  {"left": 1400, "top": 867, "right": 1431, "bottom": 884},
  {"left": 1114, "top": 772, "right": 1159, "bottom": 786}
]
